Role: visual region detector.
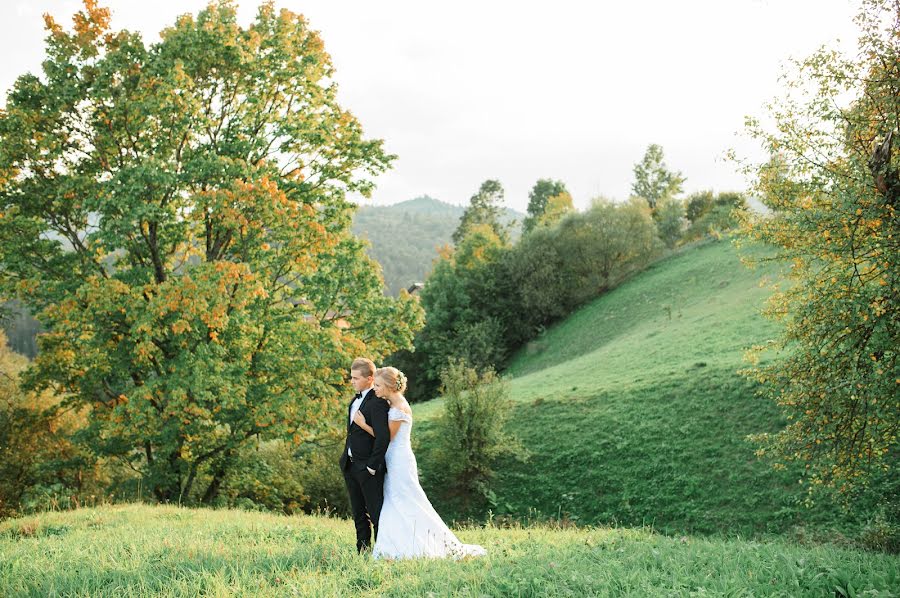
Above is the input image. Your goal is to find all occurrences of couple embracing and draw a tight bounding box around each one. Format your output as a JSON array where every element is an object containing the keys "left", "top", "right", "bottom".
[{"left": 339, "top": 358, "right": 486, "bottom": 560}]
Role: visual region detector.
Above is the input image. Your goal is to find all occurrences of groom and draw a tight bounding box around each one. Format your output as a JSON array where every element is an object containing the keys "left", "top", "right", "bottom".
[{"left": 339, "top": 357, "right": 390, "bottom": 553}]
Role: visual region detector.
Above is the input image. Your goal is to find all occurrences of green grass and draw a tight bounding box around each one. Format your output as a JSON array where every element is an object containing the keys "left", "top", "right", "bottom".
[
  {"left": 1, "top": 504, "right": 897, "bottom": 597},
  {"left": 413, "top": 240, "right": 875, "bottom": 537},
  {"left": 505, "top": 238, "right": 781, "bottom": 388},
  {"left": 2, "top": 239, "right": 895, "bottom": 596}
]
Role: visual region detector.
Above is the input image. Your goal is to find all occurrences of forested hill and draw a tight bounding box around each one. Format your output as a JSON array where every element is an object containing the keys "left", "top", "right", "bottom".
[{"left": 352, "top": 195, "right": 523, "bottom": 295}]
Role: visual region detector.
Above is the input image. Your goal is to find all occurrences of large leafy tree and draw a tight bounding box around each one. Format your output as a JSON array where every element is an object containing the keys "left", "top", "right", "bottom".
[
  {"left": 0, "top": 1, "right": 423, "bottom": 503},
  {"left": 741, "top": 0, "right": 899, "bottom": 494},
  {"left": 631, "top": 143, "right": 685, "bottom": 210}
]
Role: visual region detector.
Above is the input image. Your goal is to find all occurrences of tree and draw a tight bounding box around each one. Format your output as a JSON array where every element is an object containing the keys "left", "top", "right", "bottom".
[
  {"left": 740, "top": 0, "right": 899, "bottom": 495},
  {"left": 632, "top": 144, "right": 685, "bottom": 210},
  {"left": 452, "top": 179, "right": 508, "bottom": 244},
  {"left": 653, "top": 197, "right": 687, "bottom": 248},
  {"left": 523, "top": 178, "right": 568, "bottom": 233},
  {"left": 537, "top": 191, "right": 574, "bottom": 228},
  {"left": 556, "top": 197, "right": 663, "bottom": 304},
  {"left": 0, "top": 1, "right": 423, "bottom": 503},
  {"left": 416, "top": 225, "right": 507, "bottom": 398},
  {"left": 685, "top": 190, "right": 716, "bottom": 224}
]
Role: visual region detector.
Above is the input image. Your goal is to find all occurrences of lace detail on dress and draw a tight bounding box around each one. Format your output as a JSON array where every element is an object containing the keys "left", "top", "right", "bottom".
[{"left": 388, "top": 407, "right": 412, "bottom": 423}]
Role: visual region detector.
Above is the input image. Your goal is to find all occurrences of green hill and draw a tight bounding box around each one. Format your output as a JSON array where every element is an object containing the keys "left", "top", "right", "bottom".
[
  {"left": 2, "top": 504, "right": 896, "bottom": 596},
  {"left": 413, "top": 239, "right": 884, "bottom": 538},
  {"left": 352, "top": 196, "right": 523, "bottom": 295}
]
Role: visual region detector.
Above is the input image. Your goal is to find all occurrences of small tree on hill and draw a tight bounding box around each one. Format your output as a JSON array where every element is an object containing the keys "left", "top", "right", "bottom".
[
  {"left": 632, "top": 144, "right": 685, "bottom": 210},
  {"left": 429, "top": 359, "right": 524, "bottom": 511}
]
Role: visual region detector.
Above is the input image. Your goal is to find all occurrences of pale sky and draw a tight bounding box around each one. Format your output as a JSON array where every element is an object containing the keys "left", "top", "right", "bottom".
[{"left": 1, "top": 1, "right": 859, "bottom": 212}]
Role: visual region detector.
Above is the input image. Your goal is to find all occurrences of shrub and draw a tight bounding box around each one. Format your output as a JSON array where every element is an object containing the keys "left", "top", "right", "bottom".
[
  {"left": 217, "top": 432, "right": 350, "bottom": 516},
  {"left": 424, "top": 359, "right": 526, "bottom": 513}
]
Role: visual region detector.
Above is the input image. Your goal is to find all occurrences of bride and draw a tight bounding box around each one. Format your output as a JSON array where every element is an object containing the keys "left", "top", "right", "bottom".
[{"left": 351, "top": 366, "right": 486, "bottom": 560}]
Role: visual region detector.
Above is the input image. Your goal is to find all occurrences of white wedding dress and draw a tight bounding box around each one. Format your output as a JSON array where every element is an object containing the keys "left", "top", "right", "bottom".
[{"left": 372, "top": 407, "right": 487, "bottom": 560}]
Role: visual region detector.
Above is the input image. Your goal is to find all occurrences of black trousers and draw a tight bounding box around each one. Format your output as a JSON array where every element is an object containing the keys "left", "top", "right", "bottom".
[{"left": 343, "top": 461, "right": 385, "bottom": 552}]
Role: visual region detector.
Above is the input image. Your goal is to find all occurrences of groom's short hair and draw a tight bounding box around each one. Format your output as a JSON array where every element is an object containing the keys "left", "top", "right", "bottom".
[{"left": 351, "top": 357, "right": 375, "bottom": 378}]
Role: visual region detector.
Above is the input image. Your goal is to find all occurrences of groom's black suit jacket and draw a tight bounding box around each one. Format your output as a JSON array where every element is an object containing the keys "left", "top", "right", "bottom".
[{"left": 339, "top": 389, "right": 390, "bottom": 473}]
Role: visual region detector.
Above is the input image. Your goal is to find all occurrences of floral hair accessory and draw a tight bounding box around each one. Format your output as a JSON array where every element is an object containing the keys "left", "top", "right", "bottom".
[{"left": 396, "top": 371, "right": 406, "bottom": 391}]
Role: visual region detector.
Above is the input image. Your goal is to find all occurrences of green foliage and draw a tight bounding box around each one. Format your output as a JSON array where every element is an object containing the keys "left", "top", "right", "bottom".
[
  {"left": 631, "top": 144, "right": 685, "bottom": 210},
  {"left": 214, "top": 440, "right": 307, "bottom": 513},
  {"left": 686, "top": 190, "right": 716, "bottom": 223},
  {"left": 0, "top": 331, "right": 105, "bottom": 518},
  {"left": 1, "top": 504, "right": 899, "bottom": 595},
  {"left": 651, "top": 198, "right": 687, "bottom": 248},
  {"left": 0, "top": 1, "right": 423, "bottom": 504},
  {"left": 683, "top": 191, "right": 748, "bottom": 242},
  {"left": 290, "top": 439, "right": 351, "bottom": 516},
  {"left": 505, "top": 198, "right": 663, "bottom": 345},
  {"left": 423, "top": 360, "right": 524, "bottom": 512},
  {"left": 523, "top": 178, "right": 568, "bottom": 233},
  {"left": 414, "top": 226, "right": 508, "bottom": 398},
  {"left": 213, "top": 434, "right": 350, "bottom": 516},
  {"left": 739, "top": 0, "right": 899, "bottom": 494},
  {"left": 411, "top": 198, "right": 661, "bottom": 400},
  {"left": 452, "top": 179, "right": 510, "bottom": 245}
]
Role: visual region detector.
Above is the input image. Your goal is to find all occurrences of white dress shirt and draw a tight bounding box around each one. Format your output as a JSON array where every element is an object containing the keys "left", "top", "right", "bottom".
[{"left": 347, "top": 387, "right": 373, "bottom": 458}]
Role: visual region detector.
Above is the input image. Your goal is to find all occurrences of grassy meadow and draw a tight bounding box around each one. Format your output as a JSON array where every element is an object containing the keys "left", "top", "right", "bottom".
[
  {"left": 413, "top": 239, "right": 887, "bottom": 539},
  {"left": 1, "top": 504, "right": 897, "bottom": 597}
]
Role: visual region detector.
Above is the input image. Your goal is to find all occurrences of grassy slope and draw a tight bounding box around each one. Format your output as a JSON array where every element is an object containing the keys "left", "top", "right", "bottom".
[
  {"left": 1, "top": 504, "right": 897, "bottom": 597},
  {"left": 415, "top": 240, "right": 860, "bottom": 537}
]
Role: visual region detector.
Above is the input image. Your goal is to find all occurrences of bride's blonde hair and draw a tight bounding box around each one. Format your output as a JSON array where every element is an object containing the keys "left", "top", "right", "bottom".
[{"left": 375, "top": 367, "right": 407, "bottom": 395}]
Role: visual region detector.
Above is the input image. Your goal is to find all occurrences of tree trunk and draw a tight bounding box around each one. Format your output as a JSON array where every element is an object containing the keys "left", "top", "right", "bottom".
[{"left": 201, "top": 451, "right": 233, "bottom": 505}]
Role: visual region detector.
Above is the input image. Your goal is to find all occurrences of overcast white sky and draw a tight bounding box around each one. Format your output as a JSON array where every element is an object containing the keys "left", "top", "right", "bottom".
[{"left": 1, "top": 1, "right": 859, "bottom": 212}]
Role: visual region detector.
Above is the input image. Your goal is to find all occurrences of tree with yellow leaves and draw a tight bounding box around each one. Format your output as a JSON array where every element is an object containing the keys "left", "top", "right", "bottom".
[{"left": 740, "top": 0, "right": 898, "bottom": 496}]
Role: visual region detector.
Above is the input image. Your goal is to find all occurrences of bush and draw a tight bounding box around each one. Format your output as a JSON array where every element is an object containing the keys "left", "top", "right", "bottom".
[
  {"left": 502, "top": 198, "right": 662, "bottom": 342},
  {"left": 217, "top": 432, "right": 350, "bottom": 516},
  {"left": 684, "top": 192, "right": 748, "bottom": 242},
  {"left": 685, "top": 190, "right": 715, "bottom": 223},
  {"left": 423, "top": 360, "right": 526, "bottom": 514},
  {"left": 292, "top": 437, "right": 351, "bottom": 516}
]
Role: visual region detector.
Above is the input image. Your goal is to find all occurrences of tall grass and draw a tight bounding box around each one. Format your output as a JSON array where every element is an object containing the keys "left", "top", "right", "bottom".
[{"left": 1, "top": 504, "right": 897, "bottom": 597}]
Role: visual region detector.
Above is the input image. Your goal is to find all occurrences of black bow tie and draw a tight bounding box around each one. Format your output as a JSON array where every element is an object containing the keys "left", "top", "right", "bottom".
[{"left": 354, "top": 392, "right": 362, "bottom": 400}]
